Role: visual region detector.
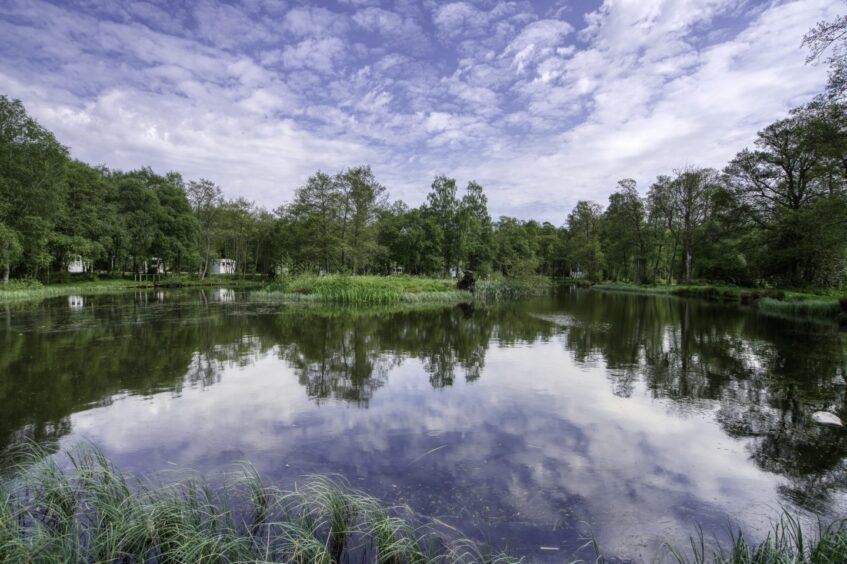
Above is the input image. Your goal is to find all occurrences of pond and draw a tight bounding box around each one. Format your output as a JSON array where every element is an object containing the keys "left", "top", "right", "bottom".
[{"left": 1, "top": 288, "right": 845, "bottom": 561}]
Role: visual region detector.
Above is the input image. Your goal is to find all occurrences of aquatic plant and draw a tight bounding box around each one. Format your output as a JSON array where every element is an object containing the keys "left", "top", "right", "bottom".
[
  {"left": 473, "top": 275, "right": 552, "bottom": 301},
  {"left": 755, "top": 298, "right": 842, "bottom": 321},
  {"left": 3, "top": 445, "right": 847, "bottom": 563},
  {"left": 260, "top": 274, "right": 467, "bottom": 305},
  {"left": 0, "top": 445, "right": 520, "bottom": 563},
  {"left": 663, "top": 512, "right": 847, "bottom": 564}
]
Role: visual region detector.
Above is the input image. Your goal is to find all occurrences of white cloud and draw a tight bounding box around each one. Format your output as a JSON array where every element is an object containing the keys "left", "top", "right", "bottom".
[
  {"left": 280, "top": 36, "right": 347, "bottom": 73},
  {"left": 0, "top": 0, "right": 841, "bottom": 221},
  {"left": 281, "top": 5, "right": 349, "bottom": 37}
]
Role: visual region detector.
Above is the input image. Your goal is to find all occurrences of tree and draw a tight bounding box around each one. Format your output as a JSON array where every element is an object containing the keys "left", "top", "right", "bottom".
[
  {"left": 668, "top": 167, "right": 718, "bottom": 283},
  {"left": 114, "top": 174, "right": 163, "bottom": 275},
  {"left": 377, "top": 202, "right": 443, "bottom": 275},
  {"left": 565, "top": 201, "right": 605, "bottom": 280},
  {"left": 0, "top": 222, "right": 21, "bottom": 283},
  {"left": 286, "top": 171, "right": 344, "bottom": 273},
  {"left": 602, "top": 179, "right": 649, "bottom": 282},
  {"left": 425, "top": 175, "right": 461, "bottom": 274},
  {"left": 458, "top": 181, "right": 494, "bottom": 274},
  {"left": 150, "top": 171, "right": 199, "bottom": 272},
  {"left": 492, "top": 217, "right": 540, "bottom": 276},
  {"left": 726, "top": 103, "right": 847, "bottom": 285},
  {"left": 0, "top": 95, "right": 69, "bottom": 278},
  {"left": 338, "top": 166, "right": 387, "bottom": 274},
  {"left": 52, "top": 161, "right": 119, "bottom": 273},
  {"left": 803, "top": 9, "right": 847, "bottom": 97},
  {"left": 187, "top": 179, "right": 223, "bottom": 278},
  {"left": 693, "top": 186, "right": 753, "bottom": 285},
  {"left": 727, "top": 115, "right": 830, "bottom": 219}
]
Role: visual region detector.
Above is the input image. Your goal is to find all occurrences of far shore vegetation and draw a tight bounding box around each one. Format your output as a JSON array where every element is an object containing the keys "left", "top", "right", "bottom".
[
  {"left": 590, "top": 282, "right": 847, "bottom": 323},
  {"left": 3, "top": 29, "right": 847, "bottom": 306},
  {"left": 2, "top": 445, "right": 845, "bottom": 564}
]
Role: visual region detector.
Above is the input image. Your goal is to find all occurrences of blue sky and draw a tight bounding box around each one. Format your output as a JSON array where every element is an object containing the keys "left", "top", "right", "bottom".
[{"left": 0, "top": 0, "right": 841, "bottom": 222}]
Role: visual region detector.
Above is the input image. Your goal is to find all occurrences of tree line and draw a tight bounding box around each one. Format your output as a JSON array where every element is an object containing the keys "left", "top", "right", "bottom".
[
  {"left": 2, "top": 14, "right": 847, "bottom": 287},
  {"left": 1, "top": 91, "right": 846, "bottom": 288}
]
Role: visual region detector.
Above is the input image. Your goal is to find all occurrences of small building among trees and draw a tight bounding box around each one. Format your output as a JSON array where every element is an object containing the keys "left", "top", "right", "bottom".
[
  {"left": 67, "top": 255, "right": 89, "bottom": 273},
  {"left": 210, "top": 258, "right": 236, "bottom": 274}
]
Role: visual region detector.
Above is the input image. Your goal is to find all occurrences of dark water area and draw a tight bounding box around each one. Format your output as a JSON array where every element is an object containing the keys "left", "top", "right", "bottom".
[{"left": 1, "top": 287, "right": 845, "bottom": 561}]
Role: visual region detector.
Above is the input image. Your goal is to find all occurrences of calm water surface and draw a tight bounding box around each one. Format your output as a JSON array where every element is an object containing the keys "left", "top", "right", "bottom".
[{"left": 1, "top": 288, "right": 846, "bottom": 561}]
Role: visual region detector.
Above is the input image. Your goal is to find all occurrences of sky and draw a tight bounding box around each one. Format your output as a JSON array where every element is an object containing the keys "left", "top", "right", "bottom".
[{"left": 0, "top": 0, "right": 842, "bottom": 223}]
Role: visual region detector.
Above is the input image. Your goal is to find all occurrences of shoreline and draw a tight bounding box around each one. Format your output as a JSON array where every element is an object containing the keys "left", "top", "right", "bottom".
[
  {"left": 0, "top": 277, "right": 265, "bottom": 304},
  {"left": 591, "top": 282, "right": 847, "bottom": 323},
  {"left": 3, "top": 444, "right": 845, "bottom": 563}
]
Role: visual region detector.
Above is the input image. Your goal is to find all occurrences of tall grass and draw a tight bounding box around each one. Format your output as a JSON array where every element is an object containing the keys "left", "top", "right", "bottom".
[
  {"left": 473, "top": 275, "right": 552, "bottom": 301},
  {"left": 0, "top": 444, "right": 520, "bottom": 563},
  {"left": 663, "top": 512, "right": 847, "bottom": 564},
  {"left": 260, "top": 275, "right": 470, "bottom": 305},
  {"left": 3, "top": 446, "right": 846, "bottom": 562},
  {"left": 591, "top": 283, "right": 674, "bottom": 295},
  {"left": 756, "top": 298, "right": 843, "bottom": 321}
]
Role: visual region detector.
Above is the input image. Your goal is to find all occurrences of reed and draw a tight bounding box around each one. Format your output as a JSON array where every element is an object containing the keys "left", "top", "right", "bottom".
[
  {"left": 756, "top": 298, "right": 842, "bottom": 321},
  {"left": 259, "top": 275, "right": 470, "bottom": 305},
  {"left": 473, "top": 275, "right": 552, "bottom": 301},
  {"left": 663, "top": 512, "right": 847, "bottom": 564},
  {"left": 0, "top": 444, "right": 519, "bottom": 563},
  {"left": 4, "top": 445, "right": 847, "bottom": 562}
]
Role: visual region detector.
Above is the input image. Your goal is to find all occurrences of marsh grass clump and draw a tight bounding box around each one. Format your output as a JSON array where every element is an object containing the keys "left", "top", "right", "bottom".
[
  {"left": 474, "top": 275, "right": 552, "bottom": 301},
  {"left": 261, "top": 274, "right": 467, "bottom": 305},
  {"left": 0, "top": 445, "right": 521, "bottom": 563},
  {"left": 260, "top": 274, "right": 556, "bottom": 305},
  {"left": 590, "top": 283, "right": 674, "bottom": 295},
  {"left": 755, "top": 298, "right": 842, "bottom": 321},
  {"left": 663, "top": 512, "right": 847, "bottom": 564}
]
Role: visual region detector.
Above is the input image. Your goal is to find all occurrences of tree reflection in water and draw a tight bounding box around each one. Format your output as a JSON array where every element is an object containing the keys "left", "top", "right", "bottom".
[{"left": 1, "top": 288, "right": 845, "bottom": 514}]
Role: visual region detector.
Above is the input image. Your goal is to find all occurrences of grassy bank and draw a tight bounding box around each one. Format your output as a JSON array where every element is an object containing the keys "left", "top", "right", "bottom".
[
  {"left": 259, "top": 274, "right": 471, "bottom": 305},
  {"left": 2, "top": 446, "right": 845, "bottom": 563},
  {"left": 592, "top": 283, "right": 847, "bottom": 323},
  {"left": 258, "top": 274, "right": 552, "bottom": 305},
  {"left": 0, "top": 275, "right": 264, "bottom": 304}
]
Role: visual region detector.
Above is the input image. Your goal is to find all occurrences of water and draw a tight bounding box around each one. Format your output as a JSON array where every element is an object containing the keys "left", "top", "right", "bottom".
[{"left": 1, "top": 288, "right": 845, "bottom": 561}]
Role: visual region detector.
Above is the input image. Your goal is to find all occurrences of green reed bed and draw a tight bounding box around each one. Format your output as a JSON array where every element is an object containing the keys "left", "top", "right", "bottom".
[
  {"left": 0, "top": 445, "right": 518, "bottom": 564},
  {"left": 755, "top": 298, "right": 844, "bottom": 322},
  {"left": 473, "top": 275, "right": 552, "bottom": 301},
  {"left": 590, "top": 283, "right": 675, "bottom": 295},
  {"left": 259, "top": 275, "right": 470, "bottom": 305}
]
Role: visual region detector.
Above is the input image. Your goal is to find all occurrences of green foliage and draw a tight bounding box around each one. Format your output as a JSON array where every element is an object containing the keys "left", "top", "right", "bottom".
[
  {"left": 0, "top": 95, "right": 68, "bottom": 278},
  {"left": 3, "top": 446, "right": 845, "bottom": 563},
  {"left": 664, "top": 512, "right": 847, "bottom": 564},
  {"left": 0, "top": 444, "right": 521, "bottom": 563},
  {"left": 262, "top": 274, "right": 466, "bottom": 305},
  {"left": 2, "top": 90, "right": 846, "bottom": 292},
  {"left": 474, "top": 274, "right": 552, "bottom": 300},
  {"left": 756, "top": 298, "right": 843, "bottom": 321},
  {"left": 565, "top": 201, "right": 605, "bottom": 280}
]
